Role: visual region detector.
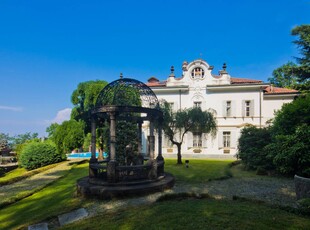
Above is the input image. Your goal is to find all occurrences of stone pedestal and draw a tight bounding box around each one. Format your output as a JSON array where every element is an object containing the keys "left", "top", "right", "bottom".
[
  {"left": 294, "top": 175, "right": 310, "bottom": 200},
  {"left": 107, "top": 160, "right": 117, "bottom": 183}
]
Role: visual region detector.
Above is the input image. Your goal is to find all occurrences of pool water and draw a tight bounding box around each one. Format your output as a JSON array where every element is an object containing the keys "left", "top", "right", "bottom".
[{"left": 67, "top": 152, "right": 108, "bottom": 158}]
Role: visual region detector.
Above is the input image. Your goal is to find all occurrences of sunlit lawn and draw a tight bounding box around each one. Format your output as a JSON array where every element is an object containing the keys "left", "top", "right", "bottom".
[
  {"left": 0, "top": 162, "right": 64, "bottom": 186},
  {"left": 0, "top": 163, "right": 88, "bottom": 230},
  {"left": 164, "top": 159, "right": 233, "bottom": 183}
]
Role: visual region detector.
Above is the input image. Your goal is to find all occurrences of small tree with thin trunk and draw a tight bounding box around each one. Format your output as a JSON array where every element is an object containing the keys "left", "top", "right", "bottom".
[{"left": 160, "top": 101, "right": 217, "bottom": 164}]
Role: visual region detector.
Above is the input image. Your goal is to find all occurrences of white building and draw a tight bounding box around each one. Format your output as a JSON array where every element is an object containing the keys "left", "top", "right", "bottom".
[{"left": 145, "top": 59, "right": 299, "bottom": 158}]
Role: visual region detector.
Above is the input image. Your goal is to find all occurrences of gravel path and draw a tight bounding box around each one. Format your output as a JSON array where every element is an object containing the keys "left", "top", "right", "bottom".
[{"left": 84, "top": 175, "right": 297, "bottom": 220}]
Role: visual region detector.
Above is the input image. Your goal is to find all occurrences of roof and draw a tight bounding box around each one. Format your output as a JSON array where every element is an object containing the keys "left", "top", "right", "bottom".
[
  {"left": 263, "top": 86, "right": 299, "bottom": 95},
  {"left": 146, "top": 77, "right": 299, "bottom": 95},
  {"left": 230, "top": 77, "right": 263, "bottom": 84}
]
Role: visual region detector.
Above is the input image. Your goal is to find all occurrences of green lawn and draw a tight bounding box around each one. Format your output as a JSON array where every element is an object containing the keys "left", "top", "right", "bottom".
[
  {"left": 0, "top": 163, "right": 88, "bottom": 230},
  {"left": 61, "top": 198, "right": 310, "bottom": 230},
  {"left": 0, "top": 162, "right": 63, "bottom": 186},
  {"left": 164, "top": 159, "right": 233, "bottom": 183},
  {"left": 0, "top": 159, "right": 307, "bottom": 230}
]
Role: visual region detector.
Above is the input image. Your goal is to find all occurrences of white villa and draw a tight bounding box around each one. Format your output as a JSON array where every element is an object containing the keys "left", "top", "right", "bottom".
[{"left": 144, "top": 59, "right": 299, "bottom": 158}]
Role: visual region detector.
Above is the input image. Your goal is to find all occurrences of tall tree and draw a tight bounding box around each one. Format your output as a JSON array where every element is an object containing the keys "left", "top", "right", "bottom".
[
  {"left": 71, "top": 80, "right": 108, "bottom": 132},
  {"left": 52, "top": 120, "right": 85, "bottom": 155},
  {"left": 160, "top": 101, "right": 217, "bottom": 164},
  {"left": 268, "top": 25, "right": 310, "bottom": 91},
  {"left": 46, "top": 123, "right": 59, "bottom": 139},
  {"left": 291, "top": 25, "right": 310, "bottom": 82},
  {"left": 268, "top": 62, "right": 298, "bottom": 88}
]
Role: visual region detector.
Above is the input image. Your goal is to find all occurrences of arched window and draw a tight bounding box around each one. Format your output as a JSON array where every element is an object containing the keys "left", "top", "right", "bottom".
[{"left": 191, "top": 67, "right": 205, "bottom": 79}]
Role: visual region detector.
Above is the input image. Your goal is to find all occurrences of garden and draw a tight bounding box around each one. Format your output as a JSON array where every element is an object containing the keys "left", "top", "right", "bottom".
[{"left": 0, "top": 159, "right": 310, "bottom": 230}]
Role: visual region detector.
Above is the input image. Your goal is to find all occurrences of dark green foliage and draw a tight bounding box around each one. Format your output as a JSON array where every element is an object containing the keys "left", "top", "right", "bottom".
[
  {"left": 115, "top": 120, "right": 138, "bottom": 165},
  {"left": 291, "top": 25, "right": 310, "bottom": 82},
  {"left": 272, "top": 94, "right": 310, "bottom": 136},
  {"left": 265, "top": 124, "right": 310, "bottom": 177},
  {"left": 19, "top": 142, "right": 62, "bottom": 170},
  {"left": 268, "top": 62, "right": 299, "bottom": 88},
  {"left": 237, "top": 126, "right": 273, "bottom": 170},
  {"left": 52, "top": 120, "right": 85, "bottom": 155}
]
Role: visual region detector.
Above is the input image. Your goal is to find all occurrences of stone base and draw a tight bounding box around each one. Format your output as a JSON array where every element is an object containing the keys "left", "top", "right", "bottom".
[
  {"left": 294, "top": 175, "right": 310, "bottom": 200},
  {"left": 76, "top": 173, "right": 175, "bottom": 199}
]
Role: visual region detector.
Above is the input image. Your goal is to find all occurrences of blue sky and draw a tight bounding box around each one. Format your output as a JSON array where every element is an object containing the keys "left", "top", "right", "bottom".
[{"left": 0, "top": 0, "right": 309, "bottom": 137}]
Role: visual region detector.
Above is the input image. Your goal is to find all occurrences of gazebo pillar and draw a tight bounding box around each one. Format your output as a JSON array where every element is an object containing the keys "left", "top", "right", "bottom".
[
  {"left": 157, "top": 123, "right": 163, "bottom": 161},
  {"left": 137, "top": 121, "right": 143, "bottom": 155},
  {"left": 148, "top": 120, "right": 157, "bottom": 179},
  {"left": 107, "top": 112, "right": 117, "bottom": 182},
  {"left": 89, "top": 117, "right": 97, "bottom": 178}
]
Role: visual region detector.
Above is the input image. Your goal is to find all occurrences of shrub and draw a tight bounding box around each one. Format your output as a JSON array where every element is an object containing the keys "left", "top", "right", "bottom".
[
  {"left": 19, "top": 142, "right": 63, "bottom": 170},
  {"left": 297, "top": 198, "right": 310, "bottom": 215},
  {"left": 237, "top": 126, "right": 273, "bottom": 170},
  {"left": 272, "top": 94, "right": 310, "bottom": 136},
  {"left": 265, "top": 124, "right": 310, "bottom": 177}
]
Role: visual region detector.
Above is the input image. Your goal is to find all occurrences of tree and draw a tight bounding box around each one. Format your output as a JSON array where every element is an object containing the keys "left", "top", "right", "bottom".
[
  {"left": 12, "top": 132, "right": 39, "bottom": 146},
  {"left": 71, "top": 80, "right": 108, "bottom": 132},
  {"left": 291, "top": 25, "right": 310, "bottom": 82},
  {"left": 52, "top": 120, "right": 85, "bottom": 155},
  {"left": 160, "top": 101, "right": 217, "bottom": 164},
  {"left": 271, "top": 93, "right": 310, "bottom": 136},
  {"left": 46, "top": 123, "right": 59, "bottom": 139},
  {"left": 268, "top": 62, "right": 299, "bottom": 88},
  {"left": 268, "top": 25, "right": 310, "bottom": 91}
]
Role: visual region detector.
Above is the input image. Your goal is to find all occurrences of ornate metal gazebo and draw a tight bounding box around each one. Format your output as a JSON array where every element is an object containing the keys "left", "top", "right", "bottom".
[{"left": 77, "top": 77, "right": 174, "bottom": 198}]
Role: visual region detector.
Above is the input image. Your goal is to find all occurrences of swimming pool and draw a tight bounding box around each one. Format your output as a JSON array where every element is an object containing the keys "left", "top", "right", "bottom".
[{"left": 67, "top": 152, "right": 108, "bottom": 159}]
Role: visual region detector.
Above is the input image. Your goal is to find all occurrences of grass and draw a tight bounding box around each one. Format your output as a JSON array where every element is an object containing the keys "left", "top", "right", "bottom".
[
  {"left": 61, "top": 198, "right": 310, "bottom": 230},
  {"left": 0, "top": 162, "right": 64, "bottom": 186},
  {"left": 0, "top": 162, "right": 89, "bottom": 230},
  {"left": 165, "top": 159, "right": 233, "bottom": 183}
]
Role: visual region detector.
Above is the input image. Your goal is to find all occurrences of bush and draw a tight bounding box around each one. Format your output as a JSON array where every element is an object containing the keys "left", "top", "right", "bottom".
[
  {"left": 297, "top": 198, "right": 310, "bottom": 215},
  {"left": 265, "top": 124, "right": 310, "bottom": 177},
  {"left": 19, "top": 142, "right": 63, "bottom": 170},
  {"left": 237, "top": 126, "right": 273, "bottom": 170}
]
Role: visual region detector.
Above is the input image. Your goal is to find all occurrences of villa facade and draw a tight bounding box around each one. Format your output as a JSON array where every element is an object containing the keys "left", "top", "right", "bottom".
[{"left": 144, "top": 59, "right": 299, "bottom": 158}]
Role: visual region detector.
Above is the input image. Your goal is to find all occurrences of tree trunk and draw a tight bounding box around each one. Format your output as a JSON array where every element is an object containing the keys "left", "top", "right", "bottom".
[{"left": 176, "top": 143, "right": 182, "bottom": 164}]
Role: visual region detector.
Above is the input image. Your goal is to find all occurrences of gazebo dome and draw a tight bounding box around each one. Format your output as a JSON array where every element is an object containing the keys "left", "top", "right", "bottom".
[{"left": 96, "top": 78, "right": 160, "bottom": 109}]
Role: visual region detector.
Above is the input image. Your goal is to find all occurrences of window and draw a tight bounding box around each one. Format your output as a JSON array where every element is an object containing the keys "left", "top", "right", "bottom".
[
  {"left": 226, "top": 101, "right": 231, "bottom": 117},
  {"left": 245, "top": 101, "right": 251, "bottom": 117},
  {"left": 194, "top": 101, "right": 202, "bottom": 108},
  {"left": 191, "top": 67, "right": 205, "bottom": 79},
  {"left": 193, "top": 132, "right": 202, "bottom": 147},
  {"left": 223, "top": 132, "right": 231, "bottom": 148}
]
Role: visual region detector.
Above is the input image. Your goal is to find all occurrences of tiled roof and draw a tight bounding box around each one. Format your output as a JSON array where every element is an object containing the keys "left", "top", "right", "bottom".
[
  {"left": 264, "top": 86, "right": 299, "bottom": 94},
  {"left": 231, "top": 77, "right": 263, "bottom": 84}
]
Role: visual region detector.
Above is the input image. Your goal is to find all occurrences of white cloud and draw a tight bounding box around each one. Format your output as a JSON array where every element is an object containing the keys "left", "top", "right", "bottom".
[
  {"left": 51, "top": 108, "right": 72, "bottom": 124},
  {"left": 0, "top": 105, "right": 23, "bottom": 112}
]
